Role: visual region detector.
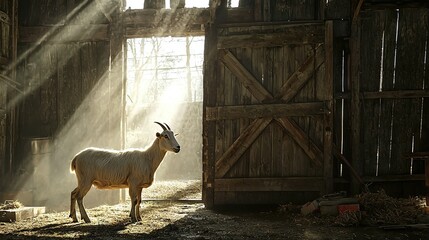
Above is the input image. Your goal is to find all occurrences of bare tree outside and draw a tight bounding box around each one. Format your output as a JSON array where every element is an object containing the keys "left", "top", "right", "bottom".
[{"left": 125, "top": 36, "right": 204, "bottom": 200}]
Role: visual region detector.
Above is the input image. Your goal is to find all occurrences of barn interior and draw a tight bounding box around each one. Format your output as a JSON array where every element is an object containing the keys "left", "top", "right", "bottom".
[{"left": 0, "top": 0, "right": 428, "bottom": 215}]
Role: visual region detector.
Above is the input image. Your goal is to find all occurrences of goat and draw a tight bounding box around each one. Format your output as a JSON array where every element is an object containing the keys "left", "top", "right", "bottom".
[{"left": 69, "top": 122, "right": 180, "bottom": 223}]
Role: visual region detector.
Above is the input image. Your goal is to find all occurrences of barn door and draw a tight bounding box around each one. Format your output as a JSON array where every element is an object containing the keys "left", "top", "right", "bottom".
[{"left": 203, "top": 22, "right": 334, "bottom": 206}]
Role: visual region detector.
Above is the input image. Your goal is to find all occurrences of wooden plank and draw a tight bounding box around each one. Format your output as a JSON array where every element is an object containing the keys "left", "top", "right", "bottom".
[
  {"left": 123, "top": 8, "right": 210, "bottom": 26},
  {"left": 390, "top": 9, "right": 426, "bottom": 175},
  {"left": 227, "top": 48, "right": 250, "bottom": 178},
  {"left": 124, "top": 8, "right": 209, "bottom": 37},
  {"left": 349, "top": 16, "right": 362, "bottom": 194},
  {"left": 271, "top": 0, "right": 317, "bottom": 21},
  {"left": 272, "top": 45, "right": 285, "bottom": 177},
  {"left": 0, "top": 207, "right": 45, "bottom": 222},
  {"left": 378, "top": 10, "right": 397, "bottom": 176},
  {"left": 214, "top": 177, "right": 324, "bottom": 192},
  {"left": 363, "top": 90, "right": 429, "bottom": 99},
  {"left": 206, "top": 102, "right": 325, "bottom": 120},
  {"left": 202, "top": 22, "right": 218, "bottom": 208},
  {"left": 335, "top": 90, "right": 429, "bottom": 99},
  {"left": 18, "top": 24, "right": 109, "bottom": 43},
  {"left": 323, "top": 20, "right": 334, "bottom": 194},
  {"left": 275, "top": 45, "right": 325, "bottom": 103},
  {"left": 362, "top": 174, "right": 425, "bottom": 182},
  {"left": 215, "top": 118, "right": 272, "bottom": 178},
  {"left": 217, "top": 23, "right": 325, "bottom": 49},
  {"left": 276, "top": 118, "right": 323, "bottom": 166},
  {"left": 219, "top": 49, "right": 273, "bottom": 102},
  {"left": 360, "top": 11, "right": 383, "bottom": 177}
]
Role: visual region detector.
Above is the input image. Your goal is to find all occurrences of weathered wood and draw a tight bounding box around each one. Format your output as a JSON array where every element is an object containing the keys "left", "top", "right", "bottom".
[
  {"left": 124, "top": 8, "right": 210, "bottom": 37},
  {"left": 360, "top": 11, "right": 383, "bottom": 177},
  {"left": 202, "top": 21, "right": 218, "bottom": 208},
  {"left": 217, "top": 23, "right": 325, "bottom": 48},
  {"left": 349, "top": 15, "right": 362, "bottom": 194},
  {"left": 219, "top": 49, "right": 273, "bottom": 102},
  {"left": 18, "top": 24, "right": 109, "bottom": 43},
  {"left": 0, "top": 207, "right": 45, "bottom": 222},
  {"left": 144, "top": 0, "right": 165, "bottom": 9},
  {"left": 215, "top": 118, "right": 272, "bottom": 178},
  {"left": 362, "top": 174, "right": 425, "bottom": 182},
  {"left": 377, "top": 10, "right": 397, "bottom": 176},
  {"left": 323, "top": 20, "right": 334, "bottom": 194},
  {"left": 206, "top": 102, "right": 325, "bottom": 120},
  {"left": 336, "top": 90, "right": 429, "bottom": 99},
  {"left": 269, "top": 0, "right": 319, "bottom": 21},
  {"left": 276, "top": 118, "right": 323, "bottom": 166},
  {"left": 275, "top": 45, "right": 325, "bottom": 103},
  {"left": 215, "top": 177, "right": 324, "bottom": 192}
]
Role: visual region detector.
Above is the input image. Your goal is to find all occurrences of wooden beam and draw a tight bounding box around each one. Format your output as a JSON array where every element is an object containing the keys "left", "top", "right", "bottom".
[
  {"left": 219, "top": 49, "right": 273, "bottom": 102},
  {"left": 125, "top": 24, "right": 204, "bottom": 38},
  {"left": 353, "top": 0, "right": 364, "bottom": 23},
  {"left": 202, "top": 20, "right": 219, "bottom": 209},
  {"left": 364, "top": 90, "right": 429, "bottom": 99},
  {"left": 276, "top": 118, "right": 323, "bottom": 166},
  {"left": 217, "top": 23, "right": 325, "bottom": 49},
  {"left": 215, "top": 118, "right": 272, "bottom": 178},
  {"left": 350, "top": 19, "right": 362, "bottom": 194},
  {"left": 215, "top": 177, "right": 324, "bottom": 192},
  {"left": 335, "top": 90, "right": 429, "bottom": 99},
  {"left": 362, "top": 174, "right": 425, "bottom": 182},
  {"left": 206, "top": 102, "right": 326, "bottom": 120},
  {"left": 323, "top": 20, "right": 334, "bottom": 195},
  {"left": 123, "top": 8, "right": 210, "bottom": 26},
  {"left": 275, "top": 45, "right": 325, "bottom": 103},
  {"left": 18, "top": 24, "right": 109, "bottom": 43}
]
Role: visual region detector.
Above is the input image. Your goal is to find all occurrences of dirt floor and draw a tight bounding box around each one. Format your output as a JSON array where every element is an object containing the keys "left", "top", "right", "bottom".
[
  {"left": 0, "top": 201, "right": 428, "bottom": 240},
  {"left": 1, "top": 181, "right": 429, "bottom": 239}
]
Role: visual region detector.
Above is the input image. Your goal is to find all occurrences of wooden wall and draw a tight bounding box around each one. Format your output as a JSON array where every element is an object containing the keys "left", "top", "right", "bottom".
[
  {"left": 346, "top": 7, "right": 429, "bottom": 195},
  {"left": 203, "top": 0, "right": 333, "bottom": 207},
  {"left": 1, "top": 0, "right": 428, "bottom": 208},
  {"left": 0, "top": 0, "right": 123, "bottom": 207},
  {"left": 0, "top": 0, "right": 17, "bottom": 185}
]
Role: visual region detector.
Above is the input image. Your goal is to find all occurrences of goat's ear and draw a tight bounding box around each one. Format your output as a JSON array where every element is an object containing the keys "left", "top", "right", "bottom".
[{"left": 156, "top": 132, "right": 161, "bottom": 138}]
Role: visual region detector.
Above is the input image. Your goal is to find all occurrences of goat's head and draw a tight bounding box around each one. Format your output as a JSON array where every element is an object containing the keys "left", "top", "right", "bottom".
[{"left": 155, "top": 122, "right": 180, "bottom": 153}]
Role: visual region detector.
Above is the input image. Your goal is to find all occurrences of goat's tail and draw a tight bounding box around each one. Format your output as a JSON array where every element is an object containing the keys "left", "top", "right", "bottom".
[{"left": 70, "top": 156, "right": 77, "bottom": 173}]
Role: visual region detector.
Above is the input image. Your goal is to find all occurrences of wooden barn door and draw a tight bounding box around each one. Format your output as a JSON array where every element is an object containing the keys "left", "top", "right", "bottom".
[{"left": 203, "top": 22, "right": 334, "bottom": 206}]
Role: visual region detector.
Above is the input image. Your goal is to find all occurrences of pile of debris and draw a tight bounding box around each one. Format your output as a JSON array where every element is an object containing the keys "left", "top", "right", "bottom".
[
  {"left": 355, "top": 190, "right": 426, "bottom": 226},
  {"left": 298, "top": 190, "right": 428, "bottom": 227},
  {"left": 0, "top": 200, "right": 23, "bottom": 211}
]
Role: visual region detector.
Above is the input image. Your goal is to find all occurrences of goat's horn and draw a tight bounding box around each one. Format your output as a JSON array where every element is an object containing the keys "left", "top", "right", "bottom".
[
  {"left": 154, "top": 121, "right": 167, "bottom": 131},
  {"left": 164, "top": 123, "right": 171, "bottom": 130}
]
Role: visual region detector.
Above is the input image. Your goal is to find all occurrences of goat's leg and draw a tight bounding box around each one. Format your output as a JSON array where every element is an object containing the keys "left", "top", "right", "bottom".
[
  {"left": 128, "top": 186, "right": 139, "bottom": 222},
  {"left": 135, "top": 188, "right": 143, "bottom": 221},
  {"left": 76, "top": 183, "right": 92, "bottom": 223},
  {"left": 69, "top": 187, "right": 79, "bottom": 222}
]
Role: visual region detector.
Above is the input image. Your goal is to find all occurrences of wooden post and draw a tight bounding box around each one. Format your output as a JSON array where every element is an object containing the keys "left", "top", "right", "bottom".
[
  {"left": 202, "top": 22, "right": 217, "bottom": 208},
  {"left": 323, "top": 21, "right": 334, "bottom": 195},
  {"left": 6, "top": 0, "right": 19, "bottom": 176},
  {"left": 349, "top": 3, "right": 362, "bottom": 194},
  {"left": 108, "top": 0, "right": 124, "bottom": 204}
]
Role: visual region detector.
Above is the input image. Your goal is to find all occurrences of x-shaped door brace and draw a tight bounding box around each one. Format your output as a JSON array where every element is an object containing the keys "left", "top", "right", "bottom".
[{"left": 209, "top": 46, "right": 326, "bottom": 178}]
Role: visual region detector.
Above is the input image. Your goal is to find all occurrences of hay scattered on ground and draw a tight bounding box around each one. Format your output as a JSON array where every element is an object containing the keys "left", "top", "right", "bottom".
[
  {"left": 141, "top": 180, "right": 201, "bottom": 200},
  {"left": 282, "top": 190, "right": 427, "bottom": 227},
  {"left": 355, "top": 189, "right": 426, "bottom": 226},
  {"left": 0, "top": 200, "right": 23, "bottom": 210}
]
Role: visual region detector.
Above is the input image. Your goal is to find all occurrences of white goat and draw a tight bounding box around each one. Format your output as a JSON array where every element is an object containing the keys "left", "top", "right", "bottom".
[{"left": 69, "top": 122, "right": 180, "bottom": 223}]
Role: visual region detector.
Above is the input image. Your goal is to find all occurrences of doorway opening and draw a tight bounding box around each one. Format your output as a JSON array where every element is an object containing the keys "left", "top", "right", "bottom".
[{"left": 125, "top": 36, "right": 204, "bottom": 200}]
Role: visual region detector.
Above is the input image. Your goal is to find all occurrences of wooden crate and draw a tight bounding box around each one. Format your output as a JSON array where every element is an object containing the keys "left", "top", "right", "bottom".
[{"left": 0, "top": 207, "right": 45, "bottom": 222}]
